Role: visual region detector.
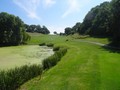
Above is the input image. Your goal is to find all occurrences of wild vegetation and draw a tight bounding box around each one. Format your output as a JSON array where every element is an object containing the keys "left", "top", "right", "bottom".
[
  {"left": 25, "top": 24, "right": 50, "bottom": 34},
  {"left": 0, "top": 64, "right": 43, "bottom": 90},
  {"left": 110, "top": 0, "right": 120, "bottom": 47},
  {"left": 43, "top": 47, "right": 67, "bottom": 69},
  {"left": 0, "top": 0, "right": 120, "bottom": 90},
  {"left": 78, "top": 2, "right": 111, "bottom": 37},
  {"left": 0, "top": 12, "right": 50, "bottom": 46},
  {"left": 0, "top": 39, "right": 67, "bottom": 90},
  {"left": 64, "top": 22, "right": 81, "bottom": 35},
  {"left": 0, "top": 45, "right": 53, "bottom": 70},
  {"left": 64, "top": 0, "right": 120, "bottom": 47},
  {"left": 19, "top": 34, "right": 120, "bottom": 90},
  {"left": 0, "top": 12, "right": 30, "bottom": 46}
]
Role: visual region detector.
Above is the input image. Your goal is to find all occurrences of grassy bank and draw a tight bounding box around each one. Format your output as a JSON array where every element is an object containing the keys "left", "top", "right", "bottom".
[
  {"left": 0, "top": 39, "right": 67, "bottom": 90},
  {"left": 0, "top": 64, "right": 43, "bottom": 90},
  {"left": 0, "top": 45, "right": 53, "bottom": 70},
  {"left": 19, "top": 34, "right": 120, "bottom": 90}
]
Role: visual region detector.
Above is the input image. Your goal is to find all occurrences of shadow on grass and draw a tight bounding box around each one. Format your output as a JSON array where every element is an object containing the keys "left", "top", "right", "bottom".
[{"left": 102, "top": 45, "right": 120, "bottom": 53}]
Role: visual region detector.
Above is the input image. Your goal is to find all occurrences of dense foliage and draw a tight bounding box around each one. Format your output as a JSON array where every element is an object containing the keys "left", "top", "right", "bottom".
[
  {"left": 43, "top": 47, "right": 67, "bottom": 69},
  {"left": 65, "top": 0, "right": 120, "bottom": 47},
  {"left": 64, "top": 22, "right": 81, "bottom": 35},
  {"left": 110, "top": 0, "right": 120, "bottom": 47},
  {"left": 0, "top": 12, "right": 30, "bottom": 46},
  {"left": 0, "top": 64, "right": 43, "bottom": 90},
  {"left": 78, "top": 2, "right": 111, "bottom": 37},
  {"left": 64, "top": 27, "right": 72, "bottom": 35},
  {"left": 0, "top": 45, "right": 67, "bottom": 90},
  {"left": 25, "top": 24, "right": 50, "bottom": 34}
]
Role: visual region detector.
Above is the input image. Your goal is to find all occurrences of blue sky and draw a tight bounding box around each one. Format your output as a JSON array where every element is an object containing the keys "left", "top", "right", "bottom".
[{"left": 0, "top": 0, "right": 111, "bottom": 33}]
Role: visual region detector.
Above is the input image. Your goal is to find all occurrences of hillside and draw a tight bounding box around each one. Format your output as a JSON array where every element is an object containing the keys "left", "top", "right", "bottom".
[{"left": 19, "top": 34, "right": 120, "bottom": 90}]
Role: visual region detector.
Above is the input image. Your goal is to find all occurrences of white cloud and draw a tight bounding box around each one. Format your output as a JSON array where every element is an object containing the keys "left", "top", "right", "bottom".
[
  {"left": 43, "top": 0, "right": 56, "bottom": 8},
  {"left": 13, "top": 0, "right": 40, "bottom": 19},
  {"left": 62, "top": 0, "right": 80, "bottom": 18},
  {"left": 62, "top": 0, "right": 91, "bottom": 18}
]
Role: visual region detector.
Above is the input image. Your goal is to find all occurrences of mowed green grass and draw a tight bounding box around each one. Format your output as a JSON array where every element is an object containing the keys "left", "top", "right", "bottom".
[
  {"left": 0, "top": 45, "right": 53, "bottom": 70},
  {"left": 19, "top": 33, "right": 120, "bottom": 90}
]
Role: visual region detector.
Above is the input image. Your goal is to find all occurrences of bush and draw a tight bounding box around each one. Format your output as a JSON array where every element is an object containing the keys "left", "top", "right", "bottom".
[
  {"left": 0, "top": 64, "right": 43, "bottom": 90},
  {"left": 43, "top": 47, "right": 67, "bottom": 69},
  {"left": 0, "top": 46, "right": 67, "bottom": 90},
  {"left": 39, "top": 43, "right": 46, "bottom": 46},
  {"left": 53, "top": 46, "right": 60, "bottom": 51},
  {"left": 46, "top": 43, "right": 54, "bottom": 47}
]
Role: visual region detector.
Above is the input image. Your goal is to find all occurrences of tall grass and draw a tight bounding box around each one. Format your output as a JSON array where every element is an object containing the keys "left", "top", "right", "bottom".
[
  {"left": 53, "top": 46, "right": 60, "bottom": 51},
  {"left": 0, "top": 45, "right": 67, "bottom": 90},
  {"left": 46, "top": 43, "right": 54, "bottom": 47},
  {"left": 39, "top": 42, "right": 46, "bottom": 46},
  {"left": 43, "top": 48, "right": 67, "bottom": 69},
  {"left": 0, "top": 64, "right": 43, "bottom": 90}
]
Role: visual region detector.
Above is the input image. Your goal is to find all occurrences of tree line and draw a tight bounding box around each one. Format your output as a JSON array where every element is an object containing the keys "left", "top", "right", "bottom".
[
  {"left": 64, "top": 22, "right": 81, "bottom": 35},
  {"left": 25, "top": 24, "right": 50, "bottom": 34},
  {"left": 64, "top": 0, "right": 120, "bottom": 47},
  {"left": 0, "top": 12, "right": 50, "bottom": 46}
]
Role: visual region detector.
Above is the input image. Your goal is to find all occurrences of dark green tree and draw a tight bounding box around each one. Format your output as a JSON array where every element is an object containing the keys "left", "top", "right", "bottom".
[
  {"left": 110, "top": 0, "right": 120, "bottom": 47},
  {"left": 36, "top": 25, "right": 42, "bottom": 33},
  {"left": 72, "top": 22, "right": 81, "bottom": 34},
  {"left": 64, "top": 27, "right": 72, "bottom": 35},
  {"left": 78, "top": 2, "right": 112, "bottom": 37},
  {"left": 78, "top": 6, "right": 99, "bottom": 35},
  {"left": 26, "top": 25, "right": 36, "bottom": 32},
  {"left": 26, "top": 24, "right": 50, "bottom": 34},
  {"left": 88, "top": 2, "right": 111, "bottom": 37},
  {"left": 54, "top": 31, "right": 57, "bottom": 35},
  {"left": 0, "top": 12, "right": 30, "bottom": 46},
  {"left": 42, "top": 25, "right": 50, "bottom": 34}
]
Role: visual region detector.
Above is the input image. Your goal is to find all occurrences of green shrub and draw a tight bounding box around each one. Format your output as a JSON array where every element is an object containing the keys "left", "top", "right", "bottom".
[
  {"left": 0, "top": 46, "right": 67, "bottom": 90},
  {"left": 0, "top": 64, "right": 43, "bottom": 90},
  {"left": 43, "top": 47, "right": 67, "bottom": 69},
  {"left": 46, "top": 43, "right": 54, "bottom": 47},
  {"left": 39, "top": 43, "right": 46, "bottom": 46},
  {"left": 53, "top": 46, "right": 60, "bottom": 51}
]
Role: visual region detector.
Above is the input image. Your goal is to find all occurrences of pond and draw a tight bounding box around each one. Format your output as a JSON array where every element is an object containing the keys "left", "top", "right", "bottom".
[{"left": 0, "top": 45, "right": 54, "bottom": 70}]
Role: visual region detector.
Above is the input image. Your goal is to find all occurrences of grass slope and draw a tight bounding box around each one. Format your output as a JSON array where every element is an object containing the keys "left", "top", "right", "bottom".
[{"left": 19, "top": 34, "right": 120, "bottom": 90}]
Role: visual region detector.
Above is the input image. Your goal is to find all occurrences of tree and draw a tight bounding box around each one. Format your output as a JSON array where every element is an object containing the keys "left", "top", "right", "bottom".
[
  {"left": 89, "top": 2, "right": 111, "bottom": 37},
  {"left": 64, "top": 27, "right": 72, "bottom": 35},
  {"left": 110, "top": 0, "right": 120, "bottom": 47},
  {"left": 78, "top": 6, "right": 99, "bottom": 35},
  {"left": 78, "top": 2, "right": 112, "bottom": 37},
  {"left": 26, "top": 24, "right": 50, "bottom": 34},
  {"left": 26, "top": 25, "right": 36, "bottom": 32},
  {"left": 59, "top": 32, "right": 65, "bottom": 36},
  {"left": 24, "top": 24, "right": 29, "bottom": 31},
  {"left": 53, "top": 31, "right": 57, "bottom": 35},
  {"left": 72, "top": 22, "right": 81, "bottom": 34},
  {"left": 42, "top": 26, "right": 50, "bottom": 34},
  {"left": 36, "top": 25, "right": 42, "bottom": 33},
  {"left": 0, "top": 12, "right": 30, "bottom": 46}
]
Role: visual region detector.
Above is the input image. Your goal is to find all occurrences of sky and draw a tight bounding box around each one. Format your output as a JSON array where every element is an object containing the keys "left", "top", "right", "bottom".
[{"left": 0, "top": 0, "right": 111, "bottom": 34}]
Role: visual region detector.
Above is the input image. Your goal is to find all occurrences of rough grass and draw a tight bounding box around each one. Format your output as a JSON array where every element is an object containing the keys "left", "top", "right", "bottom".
[
  {"left": 27, "top": 33, "right": 70, "bottom": 45},
  {"left": 84, "top": 37, "right": 108, "bottom": 44},
  {"left": 18, "top": 34, "right": 120, "bottom": 90},
  {"left": 0, "top": 45, "right": 67, "bottom": 90},
  {"left": 0, "top": 45, "right": 54, "bottom": 70},
  {"left": 0, "top": 64, "right": 43, "bottom": 90}
]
